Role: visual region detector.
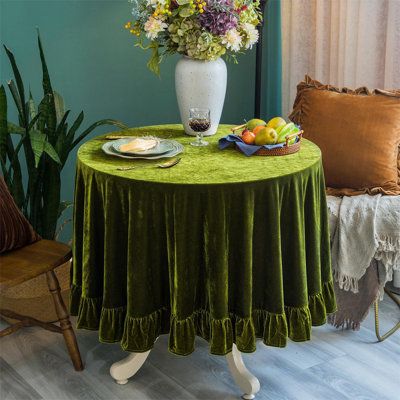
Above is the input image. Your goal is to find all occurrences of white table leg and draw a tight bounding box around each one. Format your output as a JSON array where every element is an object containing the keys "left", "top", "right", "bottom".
[
  {"left": 110, "top": 350, "right": 151, "bottom": 385},
  {"left": 226, "top": 344, "right": 261, "bottom": 400}
]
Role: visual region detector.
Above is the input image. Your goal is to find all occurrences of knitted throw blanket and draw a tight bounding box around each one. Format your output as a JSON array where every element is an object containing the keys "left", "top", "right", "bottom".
[
  {"left": 329, "top": 195, "right": 400, "bottom": 293},
  {"left": 327, "top": 195, "right": 400, "bottom": 329}
]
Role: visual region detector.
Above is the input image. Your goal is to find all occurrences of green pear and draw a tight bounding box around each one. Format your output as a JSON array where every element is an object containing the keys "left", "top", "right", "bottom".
[
  {"left": 267, "top": 117, "right": 286, "bottom": 130},
  {"left": 246, "top": 118, "right": 266, "bottom": 131},
  {"left": 254, "top": 127, "right": 278, "bottom": 145}
]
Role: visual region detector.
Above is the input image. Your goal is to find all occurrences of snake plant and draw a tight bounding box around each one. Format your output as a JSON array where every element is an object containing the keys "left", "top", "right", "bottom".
[{"left": 0, "top": 33, "right": 127, "bottom": 239}]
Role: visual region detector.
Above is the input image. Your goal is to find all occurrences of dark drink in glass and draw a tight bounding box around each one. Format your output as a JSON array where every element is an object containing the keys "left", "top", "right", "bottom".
[
  {"left": 189, "top": 108, "right": 210, "bottom": 147},
  {"left": 189, "top": 119, "right": 211, "bottom": 132}
]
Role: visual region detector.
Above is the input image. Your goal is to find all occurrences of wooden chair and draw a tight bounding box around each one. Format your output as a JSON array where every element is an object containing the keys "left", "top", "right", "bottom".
[{"left": 0, "top": 239, "right": 84, "bottom": 371}]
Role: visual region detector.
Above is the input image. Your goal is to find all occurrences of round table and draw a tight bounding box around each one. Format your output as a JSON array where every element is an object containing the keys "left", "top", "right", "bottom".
[{"left": 71, "top": 124, "right": 336, "bottom": 398}]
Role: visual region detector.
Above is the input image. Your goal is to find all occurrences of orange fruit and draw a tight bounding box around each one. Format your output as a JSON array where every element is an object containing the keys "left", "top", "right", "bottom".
[{"left": 252, "top": 125, "right": 265, "bottom": 135}]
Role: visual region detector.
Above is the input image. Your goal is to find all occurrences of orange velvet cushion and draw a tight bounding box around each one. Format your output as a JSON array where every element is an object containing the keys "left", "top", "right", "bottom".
[{"left": 289, "top": 76, "right": 400, "bottom": 196}]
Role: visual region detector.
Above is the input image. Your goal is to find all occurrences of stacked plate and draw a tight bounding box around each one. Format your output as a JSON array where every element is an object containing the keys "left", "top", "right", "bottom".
[{"left": 102, "top": 137, "right": 184, "bottom": 160}]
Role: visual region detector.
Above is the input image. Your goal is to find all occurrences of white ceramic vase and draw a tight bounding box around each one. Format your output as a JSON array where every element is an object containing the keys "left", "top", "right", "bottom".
[{"left": 175, "top": 56, "right": 227, "bottom": 136}]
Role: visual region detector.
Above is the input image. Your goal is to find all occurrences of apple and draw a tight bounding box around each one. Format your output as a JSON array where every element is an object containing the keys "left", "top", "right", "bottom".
[{"left": 241, "top": 129, "right": 256, "bottom": 145}]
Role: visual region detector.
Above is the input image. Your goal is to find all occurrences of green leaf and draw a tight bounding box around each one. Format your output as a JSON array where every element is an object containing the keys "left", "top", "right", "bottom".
[
  {"left": 56, "top": 110, "right": 71, "bottom": 136},
  {"left": 0, "top": 85, "right": 8, "bottom": 164},
  {"left": 179, "top": 6, "right": 192, "bottom": 17},
  {"left": 28, "top": 113, "right": 41, "bottom": 132},
  {"left": 41, "top": 161, "right": 61, "bottom": 239},
  {"left": 54, "top": 110, "right": 71, "bottom": 158},
  {"left": 147, "top": 44, "right": 161, "bottom": 76},
  {"left": 0, "top": 157, "right": 8, "bottom": 180},
  {"left": 36, "top": 95, "right": 48, "bottom": 134},
  {"left": 43, "top": 141, "right": 61, "bottom": 165},
  {"left": 176, "top": 0, "right": 191, "bottom": 4},
  {"left": 36, "top": 93, "right": 57, "bottom": 142},
  {"left": 7, "top": 80, "right": 24, "bottom": 121},
  {"left": 47, "top": 94, "right": 57, "bottom": 142},
  {"left": 58, "top": 200, "right": 73, "bottom": 218},
  {"left": 7, "top": 136, "right": 24, "bottom": 173},
  {"left": 134, "top": 40, "right": 162, "bottom": 76},
  {"left": 53, "top": 91, "right": 65, "bottom": 124},
  {"left": 5, "top": 135, "right": 24, "bottom": 209},
  {"left": 37, "top": 31, "right": 57, "bottom": 141},
  {"left": 5, "top": 102, "right": 36, "bottom": 173},
  {"left": 3, "top": 45, "right": 27, "bottom": 125},
  {"left": 66, "top": 111, "right": 84, "bottom": 144},
  {"left": 29, "top": 130, "right": 46, "bottom": 167},
  {"left": 7, "top": 122, "right": 24, "bottom": 134},
  {"left": 71, "top": 119, "right": 127, "bottom": 149},
  {"left": 60, "top": 111, "right": 83, "bottom": 164},
  {"left": 6, "top": 120, "right": 30, "bottom": 177},
  {"left": 29, "top": 130, "right": 60, "bottom": 167},
  {"left": 28, "top": 91, "right": 37, "bottom": 123},
  {"left": 37, "top": 30, "right": 54, "bottom": 97}
]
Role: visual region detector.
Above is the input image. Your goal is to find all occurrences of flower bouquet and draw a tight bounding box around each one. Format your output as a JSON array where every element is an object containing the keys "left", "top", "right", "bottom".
[{"left": 126, "top": 0, "right": 262, "bottom": 74}]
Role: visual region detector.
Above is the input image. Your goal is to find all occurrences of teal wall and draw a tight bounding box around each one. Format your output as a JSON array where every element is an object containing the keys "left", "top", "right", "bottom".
[{"left": 0, "top": 0, "right": 280, "bottom": 242}]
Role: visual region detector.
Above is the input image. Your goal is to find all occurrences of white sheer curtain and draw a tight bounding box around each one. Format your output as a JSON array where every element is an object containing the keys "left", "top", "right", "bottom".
[{"left": 281, "top": 0, "right": 400, "bottom": 118}]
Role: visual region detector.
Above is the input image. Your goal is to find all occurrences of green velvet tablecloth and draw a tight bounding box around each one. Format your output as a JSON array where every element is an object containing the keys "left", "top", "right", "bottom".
[{"left": 70, "top": 124, "right": 336, "bottom": 356}]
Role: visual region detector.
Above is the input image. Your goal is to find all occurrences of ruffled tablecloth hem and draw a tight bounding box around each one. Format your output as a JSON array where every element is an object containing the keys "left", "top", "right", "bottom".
[{"left": 70, "top": 281, "right": 336, "bottom": 356}]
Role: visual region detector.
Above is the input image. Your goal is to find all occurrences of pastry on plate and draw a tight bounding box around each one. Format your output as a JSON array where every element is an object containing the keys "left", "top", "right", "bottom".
[{"left": 119, "top": 138, "right": 158, "bottom": 153}]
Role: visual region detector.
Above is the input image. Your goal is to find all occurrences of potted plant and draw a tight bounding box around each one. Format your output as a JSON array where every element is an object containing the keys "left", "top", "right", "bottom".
[
  {"left": 125, "top": 0, "right": 262, "bottom": 136},
  {"left": 0, "top": 33, "right": 126, "bottom": 240}
]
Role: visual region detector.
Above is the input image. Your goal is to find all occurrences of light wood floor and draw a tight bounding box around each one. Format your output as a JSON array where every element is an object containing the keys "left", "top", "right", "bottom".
[{"left": 1, "top": 294, "right": 399, "bottom": 400}]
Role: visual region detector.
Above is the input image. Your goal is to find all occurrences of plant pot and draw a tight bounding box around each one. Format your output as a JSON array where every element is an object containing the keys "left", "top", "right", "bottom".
[{"left": 175, "top": 56, "right": 227, "bottom": 136}]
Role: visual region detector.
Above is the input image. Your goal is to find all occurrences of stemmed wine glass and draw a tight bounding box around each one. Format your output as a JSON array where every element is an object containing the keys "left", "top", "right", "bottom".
[{"left": 189, "top": 108, "right": 211, "bottom": 147}]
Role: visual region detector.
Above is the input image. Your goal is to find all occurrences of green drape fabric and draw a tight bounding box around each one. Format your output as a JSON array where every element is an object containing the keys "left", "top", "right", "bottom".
[
  {"left": 71, "top": 124, "right": 336, "bottom": 356},
  {"left": 264, "top": 0, "right": 282, "bottom": 119}
]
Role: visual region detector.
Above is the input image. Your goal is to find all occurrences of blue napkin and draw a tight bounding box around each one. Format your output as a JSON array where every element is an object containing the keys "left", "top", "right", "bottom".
[{"left": 218, "top": 134, "right": 290, "bottom": 157}]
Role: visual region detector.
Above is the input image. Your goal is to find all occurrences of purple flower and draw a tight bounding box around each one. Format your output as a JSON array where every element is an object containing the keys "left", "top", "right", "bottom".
[{"left": 200, "top": 10, "right": 238, "bottom": 36}]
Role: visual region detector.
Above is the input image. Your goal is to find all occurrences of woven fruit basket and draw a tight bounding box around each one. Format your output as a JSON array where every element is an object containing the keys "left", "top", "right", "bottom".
[
  {"left": 252, "top": 131, "right": 303, "bottom": 156},
  {"left": 230, "top": 124, "right": 303, "bottom": 156}
]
